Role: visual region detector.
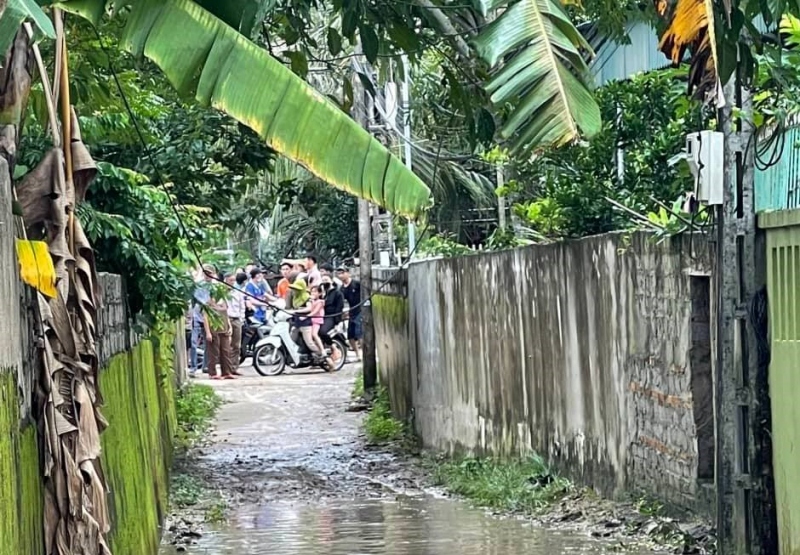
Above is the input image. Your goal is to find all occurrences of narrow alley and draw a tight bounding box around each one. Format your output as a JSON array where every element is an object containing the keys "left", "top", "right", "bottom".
[{"left": 159, "top": 365, "right": 659, "bottom": 555}]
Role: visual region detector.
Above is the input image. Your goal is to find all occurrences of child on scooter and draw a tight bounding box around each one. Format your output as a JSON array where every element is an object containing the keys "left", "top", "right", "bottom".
[{"left": 309, "top": 285, "right": 326, "bottom": 355}]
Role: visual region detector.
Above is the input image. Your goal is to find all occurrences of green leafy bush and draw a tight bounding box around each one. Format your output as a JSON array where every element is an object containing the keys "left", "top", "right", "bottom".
[
  {"left": 175, "top": 384, "right": 222, "bottom": 450},
  {"left": 510, "top": 68, "right": 707, "bottom": 239},
  {"left": 431, "top": 455, "right": 570, "bottom": 513},
  {"left": 364, "top": 388, "right": 405, "bottom": 443}
]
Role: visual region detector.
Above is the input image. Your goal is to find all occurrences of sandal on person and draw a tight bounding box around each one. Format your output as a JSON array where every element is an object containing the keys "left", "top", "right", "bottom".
[
  {"left": 223, "top": 374, "right": 237, "bottom": 380},
  {"left": 210, "top": 375, "right": 222, "bottom": 380}
]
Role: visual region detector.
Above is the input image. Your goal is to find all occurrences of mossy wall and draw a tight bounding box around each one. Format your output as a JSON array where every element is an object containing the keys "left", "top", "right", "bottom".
[
  {"left": 100, "top": 333, "right": 177, "bottom": 555},
  {"left": 0, "top": 332, "right": 176, "bottom": 555},
  {"left": 0, "top": 371, "right": 44, "bottom": 555},
  {"left": 372, "top": 294, "right": 412, "bottom": 419}
]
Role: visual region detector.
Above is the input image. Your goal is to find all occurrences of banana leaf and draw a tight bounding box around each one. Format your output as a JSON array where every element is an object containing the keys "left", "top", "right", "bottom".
[
  {"left": 472, "top": 0, "right": 601, "bottom": 154},
  {"left": 656, "top": 0, "right": 719, "bottom": 97},
  {"left": 0, "top": 0, "right": 56, "bottom": 55},
  {"left": 56, "top": 0, "right": 432, "bottom": 218}
]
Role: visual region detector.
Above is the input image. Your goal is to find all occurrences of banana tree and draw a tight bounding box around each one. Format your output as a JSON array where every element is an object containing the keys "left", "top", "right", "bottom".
[
  {"left": 59, "top": 0, "right": 432, "bottom": 219},
  {"left": 0, "top": 1, "right": 433, "bottom": 554},
  {"left": 470, "top": 0, "right": 603, "bottom": 154}
]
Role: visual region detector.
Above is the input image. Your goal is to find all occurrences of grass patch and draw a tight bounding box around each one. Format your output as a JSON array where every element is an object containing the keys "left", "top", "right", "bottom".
[
  {"left": 430, "top": 455, "right": 571, "bottom": 514},
  {"left": 175, "top": 383, "right": 222, "bottom": 450},
  {"left": 204, "top": 498, "right": 228, "bottom": 523},
  {"left": 170, "top": 473, "right": 203, "bottom": 508},
  {"left": 352, "top": 370, "right": 365, "bottom": 399},
  {"left": 364, "top": 387, "right": 405, "bottom": 443}
]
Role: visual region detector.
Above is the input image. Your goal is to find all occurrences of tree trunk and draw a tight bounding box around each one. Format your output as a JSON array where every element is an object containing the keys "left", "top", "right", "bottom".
[{"left": 0, "top": 28, "right": 33, "bottom": 168}]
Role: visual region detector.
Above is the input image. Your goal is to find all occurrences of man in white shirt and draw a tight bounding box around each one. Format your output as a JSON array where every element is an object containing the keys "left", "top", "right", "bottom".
[
  {"left": 225, "top": 271, "right": 247, "bottom": 374},
  {"left": 305, "top": 254, "right": 322, "bottom": 288}
]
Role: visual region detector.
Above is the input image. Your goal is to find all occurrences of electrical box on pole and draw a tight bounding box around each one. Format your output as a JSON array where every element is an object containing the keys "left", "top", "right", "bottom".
[{"left": 686, "top": 130, "right": 724, "bottom": 205}]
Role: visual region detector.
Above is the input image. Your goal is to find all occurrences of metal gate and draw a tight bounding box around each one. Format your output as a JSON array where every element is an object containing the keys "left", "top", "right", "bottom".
[{"left": 762, "top": 209, "right": 800, "bottom": 555}]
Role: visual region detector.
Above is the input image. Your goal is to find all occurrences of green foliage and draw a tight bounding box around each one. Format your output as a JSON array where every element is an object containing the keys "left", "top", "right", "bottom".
[
  {"left": 260, "top": 174, "right": 359, "bottom": 262},
  {"left": 484, "top": 227, "right": 530, "bottom": 251},
  {"left": 431, "top": 455, "right": 571, "bottom": 514},
  {"left": 510, "top": 68, "right": 707, "bottom": 239},
  {"left": 0, "top": 0, "right": 55, "bottom": 55},
  {"left": 170, "top": 472, "right": 227, "bottom": 521},
  {"left": 646, "top": 194, "right": 709, "bottom": 243},
  {"left": 750, "top": 15, "right": 800, "bottom": 132},
  {"left": 635, "top": 494, "right": 666, "bottom": 518},
  {"left": 472, "top": 0, "right": 601, "bottom": 153},
  {"left": 352, "top": 370, "right": 365, "bottom": 400},
  {"left": 364, "top": 388, "right": 405, "bottom": 444},
  {"left": 19, "top": 17, "right": 278, "bottom": 322},
  {"left": 77, "top": 162, "right": 204, "bottom": 322},
  {"left": 171, "top": 473, "right": 203, "bottom": 508},
  {"left": 175, "top": 383, "right": 222, "bottom": 450},
  {"left": 417, "top": 233, "right": 475, "bottom": 258},
  {"left": 204, "top": 498, "right": 228, "bottom": 523}
]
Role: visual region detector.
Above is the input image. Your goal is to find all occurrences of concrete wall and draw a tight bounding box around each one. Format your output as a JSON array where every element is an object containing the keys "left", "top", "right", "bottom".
[
  {"left": 95, "top": 274, "right": 178, "bottom": 555},
  {"left": 0, "top": 158, "right": 42, "bottom": 555},
  {"left": 373, "top": 232, "right": 714, "bottom": 514}
]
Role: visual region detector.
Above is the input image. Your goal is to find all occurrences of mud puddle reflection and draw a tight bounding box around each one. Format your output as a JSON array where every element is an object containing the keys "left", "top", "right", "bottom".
[{"left": 160, "top": 495, "right": 655, "bottom": 555}]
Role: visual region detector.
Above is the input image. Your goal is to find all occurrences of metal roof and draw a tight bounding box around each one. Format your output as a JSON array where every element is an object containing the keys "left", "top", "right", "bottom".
[{"left": 585, "top": 21, "right": 672, "bottom": 86}]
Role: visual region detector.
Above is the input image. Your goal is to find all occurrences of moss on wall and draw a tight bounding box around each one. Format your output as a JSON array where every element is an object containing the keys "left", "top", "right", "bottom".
[
  {"left": 373, "top": 294, "right": 408, "bottom": 328},
  {"left": 372, "top": 294, "right": 412, "bottom": 419},
  {"left": 0, "top": 328, "right": 177, "bottom": 555},
  {"left": 0, "top": 371, "right": 44, "bottom": 555},
  {"left": 100, "top": 332, "right": 177, "bottom": 555}
]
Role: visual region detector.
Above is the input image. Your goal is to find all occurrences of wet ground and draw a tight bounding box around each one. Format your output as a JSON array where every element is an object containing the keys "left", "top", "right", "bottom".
[{"left": 159, "top": 363, "right": 712, "bottom": 554}]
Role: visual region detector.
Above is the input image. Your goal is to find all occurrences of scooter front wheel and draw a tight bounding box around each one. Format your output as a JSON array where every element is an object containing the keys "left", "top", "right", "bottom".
[{"left": 253, "top": 344, "right": 286, "bottom": 376}]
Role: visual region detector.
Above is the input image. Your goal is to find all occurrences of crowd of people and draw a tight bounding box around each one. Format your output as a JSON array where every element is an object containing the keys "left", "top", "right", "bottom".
[{"left": 186, "top": 255, "right": 363, "bottom": 379}]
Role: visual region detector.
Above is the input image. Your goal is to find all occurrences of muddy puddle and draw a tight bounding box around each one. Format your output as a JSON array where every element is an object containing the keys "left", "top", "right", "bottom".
[
  {"left": 160, "top": 495, "right": 655, "bottom": 555},
  {"left": 161, "top": 365, "right": 708, "bottom": 554}
]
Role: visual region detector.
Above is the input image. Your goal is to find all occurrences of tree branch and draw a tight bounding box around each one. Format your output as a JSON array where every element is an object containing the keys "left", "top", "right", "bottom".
[{"left": 412, "top": 0, "right": 471, "bottom": 58}]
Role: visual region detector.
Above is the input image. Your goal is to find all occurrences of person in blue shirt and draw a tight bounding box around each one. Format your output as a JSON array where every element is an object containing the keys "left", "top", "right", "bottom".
[{"left": 245, "top": 268, "right": 277, "bottom": 323}]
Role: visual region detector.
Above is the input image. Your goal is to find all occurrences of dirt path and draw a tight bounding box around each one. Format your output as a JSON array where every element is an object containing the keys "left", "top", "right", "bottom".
[
  {"left": 163, "top": 363, "right": 715, "bottom": 554},
  {"left": 172, "top": 363, "right": 422, "bottom": 508}
]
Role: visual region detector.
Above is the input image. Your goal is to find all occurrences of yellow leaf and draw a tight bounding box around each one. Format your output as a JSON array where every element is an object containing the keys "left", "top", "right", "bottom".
[
  {"left": 16, "top": 239, "right": 57, "bottom": 298},
  {"left": 657, "top": 0, "right": 718, "bottom": 95}
]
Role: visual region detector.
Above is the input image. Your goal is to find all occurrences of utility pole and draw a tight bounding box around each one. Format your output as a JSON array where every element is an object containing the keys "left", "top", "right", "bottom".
[
  {"left": 715, "top": 68, "right": 776, "bottom": 554},
  {"left": 401, "top": 55, "right": 416, "bottom": 254},
  {"left": 352, "top": 60, "right": 378, "bottom": 394}
]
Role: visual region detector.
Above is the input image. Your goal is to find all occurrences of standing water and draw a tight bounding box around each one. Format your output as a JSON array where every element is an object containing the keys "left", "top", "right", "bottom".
[
  {"left": 162, "top": 367, "right": 661, "bottom": 555},
  {"left": 160, "top": 496, "right": 654, "bottom": 554}
]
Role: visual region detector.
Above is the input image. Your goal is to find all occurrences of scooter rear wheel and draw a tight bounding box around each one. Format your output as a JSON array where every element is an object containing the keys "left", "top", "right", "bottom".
[
  {"left": 253, "top": 344, "right": 286, "bottom": 376},
  {"left": 328, "top": 338, "right": 348, "bottom": 372}
]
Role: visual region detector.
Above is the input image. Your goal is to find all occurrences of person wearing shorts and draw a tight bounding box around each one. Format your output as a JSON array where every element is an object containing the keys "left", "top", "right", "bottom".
[{"left": 336, "top": 266, "right": 362, "bottom": 361}]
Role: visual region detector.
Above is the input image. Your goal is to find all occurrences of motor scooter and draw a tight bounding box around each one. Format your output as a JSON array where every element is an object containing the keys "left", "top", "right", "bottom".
[
  {"left": 252, "top": 302, "right": 348, "bottom": 376},
  {"left": 240, "top": 315, "right": 273, "bottom": 362}
]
